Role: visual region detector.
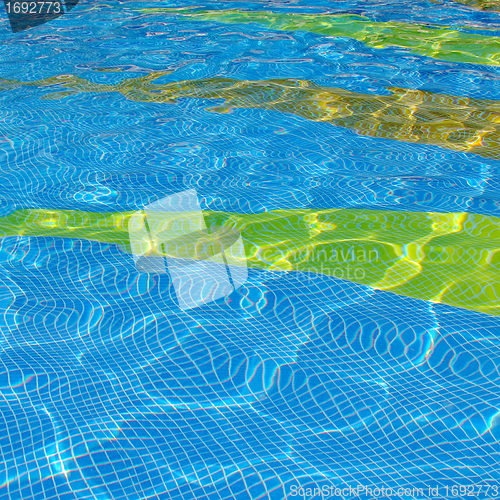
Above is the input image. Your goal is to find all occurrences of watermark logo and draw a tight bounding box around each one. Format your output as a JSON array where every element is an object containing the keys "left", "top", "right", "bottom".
[
  {"left": 289, "top": 483, "right": 499, "bottom": 498},
  {"left": 3, "top": 0, "right": 79, "bottom": 33},
  {"left": 128, "top": 189, "right": 247, "bottom": 311},
  {"left": 279, "top": 246, "right": 380, "bottom": 284}
]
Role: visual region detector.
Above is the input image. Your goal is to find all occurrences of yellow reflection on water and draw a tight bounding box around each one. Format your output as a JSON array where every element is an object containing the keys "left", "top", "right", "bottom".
[{"left": 1, "top": 72, "right": 500, "bottom": 160}]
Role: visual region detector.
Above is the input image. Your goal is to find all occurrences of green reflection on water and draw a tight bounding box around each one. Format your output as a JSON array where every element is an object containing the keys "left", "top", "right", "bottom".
[{"left": 137, "top": 8, "right": 500, "bottom": 66}]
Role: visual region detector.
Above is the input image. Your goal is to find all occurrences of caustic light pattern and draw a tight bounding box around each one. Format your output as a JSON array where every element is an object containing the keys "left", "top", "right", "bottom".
[
  {"left": 3, "top": 71, "right": 500, "bottom": 161},
  {"left": 1, "top": 206, "right": 500, "bottom": 316},
  {"left": 138, "top": 8, "right": 500, "bottom": 66}
]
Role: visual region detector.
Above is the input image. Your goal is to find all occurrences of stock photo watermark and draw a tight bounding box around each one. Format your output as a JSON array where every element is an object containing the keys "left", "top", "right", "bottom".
[
  {"left": 298, "top": 263, "right": 368, "bottom": 283},
  {"left": 259, "top": 245, "right": 381, "bottom": 283},
  {"left": 289, "top": 483, "right": 500, "bottom": 498},
  {"left": 3, "top": 0, "right": 79, "bottom": 32}
]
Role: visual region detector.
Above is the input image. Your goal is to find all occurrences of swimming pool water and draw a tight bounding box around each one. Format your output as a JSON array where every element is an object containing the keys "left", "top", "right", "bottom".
[{"left": 1, "top": 0, "right": 500, "bottom": 499}]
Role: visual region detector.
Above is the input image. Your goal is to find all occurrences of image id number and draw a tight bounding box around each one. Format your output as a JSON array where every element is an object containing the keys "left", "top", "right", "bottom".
[{"left": 5, "top": 2, "right": 61, "bottom": 14}]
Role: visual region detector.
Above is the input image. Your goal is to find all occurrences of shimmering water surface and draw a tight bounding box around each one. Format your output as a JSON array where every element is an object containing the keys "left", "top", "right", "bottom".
[{"left": 1, "top": 1, "right": 500, "bottom": 499}]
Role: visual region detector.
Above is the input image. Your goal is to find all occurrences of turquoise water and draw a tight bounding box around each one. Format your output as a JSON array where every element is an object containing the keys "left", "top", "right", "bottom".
[{"left": 1, "top": 1, "right": 500, "bottom": 499}]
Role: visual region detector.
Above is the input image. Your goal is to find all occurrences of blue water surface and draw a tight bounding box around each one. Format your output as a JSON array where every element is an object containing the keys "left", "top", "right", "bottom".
[{"left": 1, "top": 1, "right": 500, "bottom": 499}]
